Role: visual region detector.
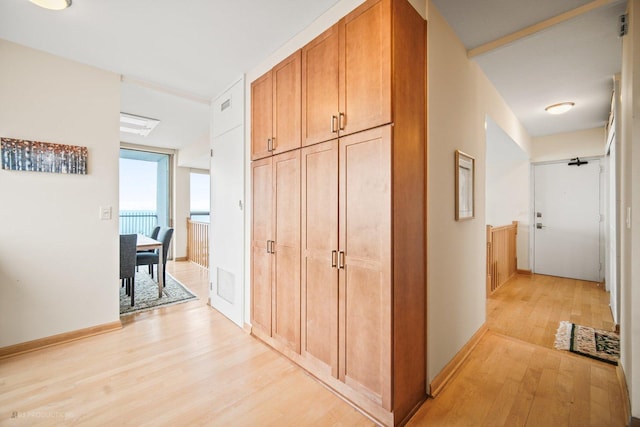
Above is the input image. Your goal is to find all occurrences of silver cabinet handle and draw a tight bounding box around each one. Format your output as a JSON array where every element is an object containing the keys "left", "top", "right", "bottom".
[
  {"left": 338, "top": 251, "right": 345, "bottom": 269},
  {"left": 331, "top": 115, "right": 338, "bottom": 133},
  {"left": 267, "top": 138, "right": 272, "bottom": 152},
  {"left": 331, "top": 250, "right": 337, "bottom": 268},
  {"left": 266, "top": 240, "right": 271, "bottom": 253},
  {"left": 338, "top": 113, "right": 345, "bottom": 131},
  {"left": 269, "top": 240, "right": 275, "bottom": 254},
  {"left": 271, "top": 137, "right": 276, "bottom": 151}
]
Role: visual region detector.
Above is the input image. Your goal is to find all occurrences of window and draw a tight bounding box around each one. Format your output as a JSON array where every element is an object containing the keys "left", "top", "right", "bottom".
[
  {"left": 190, "top": 171, "right": 210, "bottom": 223},
  {"left": 119, "top": 149, "right": 171, "bottom": 235}
]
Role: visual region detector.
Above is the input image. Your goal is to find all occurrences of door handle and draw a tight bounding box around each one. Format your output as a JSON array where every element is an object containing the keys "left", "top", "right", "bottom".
[
  {"left": 331, "top": 115, "right": 338, "bottom": 133},
  {"left": 338, "top": 251, "right": 345, "bottom": 269},
  {"left": 338, "top": 113, "right": 345, "bottom": 131},
  {"left": 331, "top": 250, "right": 337, "bottom": 268},
  {"left": 267, "top": 138, "right": 272, "bottom": 152}
]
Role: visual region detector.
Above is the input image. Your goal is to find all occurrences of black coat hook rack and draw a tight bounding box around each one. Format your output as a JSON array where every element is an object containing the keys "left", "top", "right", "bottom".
[{"left": 568, "top": 157, "right": 588, "bottom": 166}]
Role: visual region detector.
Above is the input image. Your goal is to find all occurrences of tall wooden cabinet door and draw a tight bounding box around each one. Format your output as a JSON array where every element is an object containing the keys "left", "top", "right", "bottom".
[
  {"left": 301, "top": 140, "right": 339, "bottom": 377},
  {"left": 339, "top": 0, "right": 392, "bottom": 136},
  {"left": 301, "top": 25, "right": 340, "bottom": 146},
  {"left": 251, "top": 71, "right": 273, "bottom": 161},
  {"left": 251, "top": 157, "right": 274, "bottom": 337},
  {"left": 272, "top": 50, "right": 301, "bottom": 156},
  {"left": 272, "top": 150, "right": 301, "bottom": 352},
  {"left": 338, "top": 126, "right": 392, "bottom": 410}
]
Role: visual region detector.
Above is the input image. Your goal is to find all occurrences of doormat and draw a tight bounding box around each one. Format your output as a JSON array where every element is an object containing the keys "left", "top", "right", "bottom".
[{"left": 554, "top": 321, "right": 619, "bottom": 365}]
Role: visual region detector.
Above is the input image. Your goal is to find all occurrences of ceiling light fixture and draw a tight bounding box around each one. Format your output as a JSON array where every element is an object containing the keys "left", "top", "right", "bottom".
[
  {"left": 29, "top": 0, "right": 72, "bottom": 10},
  {"left": 545, "top": 102, "right": 575, "bottom": 115},
  {"left": 120, "top": 113, "right": 160, "bottom": 137}
]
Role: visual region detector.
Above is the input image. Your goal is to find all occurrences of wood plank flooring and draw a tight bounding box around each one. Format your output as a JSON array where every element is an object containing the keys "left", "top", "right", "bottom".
[
  {"left": 408, "top": 273, "right": 624, "bottom": 427},
  {"left": 486, "top": 274, "right": 615, "bottom": 349},
  {"left": 0, "top": 266, "right": 626, "bottom": 426}
]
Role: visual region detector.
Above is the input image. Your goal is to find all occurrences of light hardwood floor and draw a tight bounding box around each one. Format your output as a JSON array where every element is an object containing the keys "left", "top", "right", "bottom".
[{"left": 0, "top": 266, "right": 626, "bottom": 426}]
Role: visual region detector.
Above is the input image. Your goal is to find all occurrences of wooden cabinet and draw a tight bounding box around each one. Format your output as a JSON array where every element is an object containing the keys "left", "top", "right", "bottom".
[
  {"left": 251, "top": 50, "right": 301, "bottom": 160},
  {"left": 252, "top": 0, "right": 426, "bottom": 425},
  {"left": 301, "top": 0, "right": 392, "bottom": 146},
  {"left": 301, "top": 139, "right": 339, "bottom": 377},
  {"left": 250, "top": 151, "right": 301, "bottom": 352},
  {"left": 301, "top": 128, "right": 392, "bottom": 407}
]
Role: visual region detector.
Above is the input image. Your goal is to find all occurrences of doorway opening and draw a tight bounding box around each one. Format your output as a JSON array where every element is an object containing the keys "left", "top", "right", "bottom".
[{"left": 119, "top": 148, "right": 171, "bottom": 235}]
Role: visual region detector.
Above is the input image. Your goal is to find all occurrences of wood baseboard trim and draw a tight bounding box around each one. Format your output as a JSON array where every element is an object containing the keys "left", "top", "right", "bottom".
[
  {"left": 0, "top": 321, "right": 122, "bottom": 360},
  {"left": 429, "top": 324, "right": 488, "bottom": 397},
  {"left": 517, "top": 269, "right": 532, "bottom": 276},
  {"left": 174, "top": 256, "right": 188, "bottom": 262},
  {"left": 631, "top": 417, "right": 640, "bottom": 427},
  {"left": 243, "top": 323, "right": 253, "bottom": 334},
  {"left": 617, "top": 364, "right": 632, "bottom": 424}
]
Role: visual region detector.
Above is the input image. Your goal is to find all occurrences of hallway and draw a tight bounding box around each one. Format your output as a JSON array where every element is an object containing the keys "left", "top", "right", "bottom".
[{"left": 409, "top": 274, "right": 625, "bottom": 426}]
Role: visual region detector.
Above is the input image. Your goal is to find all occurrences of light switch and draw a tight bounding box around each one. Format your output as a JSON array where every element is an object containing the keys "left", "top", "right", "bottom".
[{"left": 100, "top": 206, "right": 112, "bottom": 220}]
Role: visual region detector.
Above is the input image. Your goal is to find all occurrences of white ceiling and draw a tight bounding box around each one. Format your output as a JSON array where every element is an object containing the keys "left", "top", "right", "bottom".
[
  {"left": 432, "top": 0, "right": 626, "bottom": 137},
  {"left": 0, "top": 0, "right": 626, "bottom": 162},
  {"left": 0, "top": 0, "right": 339, "bottom": 168}
]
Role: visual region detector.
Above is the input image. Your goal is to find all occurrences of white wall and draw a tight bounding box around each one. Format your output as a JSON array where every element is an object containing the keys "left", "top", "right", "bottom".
[
  {"left": 0, "top": 39, "right": 120, "bottom": 347},
  {"left": 427, "top": 1, "right": 532, "bottom": 386},
  {"left": 486, "top": 117, "right": 531, "bottom": 270},
  {"left": 620, "top": 0, "right": 640, "bottom": 418},
  {"left": 531, "top": 127, "right": 606, "bottom": 162}
]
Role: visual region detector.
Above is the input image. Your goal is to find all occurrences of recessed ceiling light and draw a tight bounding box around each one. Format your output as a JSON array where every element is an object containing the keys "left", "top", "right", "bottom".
[
  {"left": 120, "top": 113, "right": 160, "bottom": 137},
  {"left": 29, "top": 0, "right": 72, "bottom": 10},
  {"left": 545, "top": 102, "right": 575, "bottom": 115}
]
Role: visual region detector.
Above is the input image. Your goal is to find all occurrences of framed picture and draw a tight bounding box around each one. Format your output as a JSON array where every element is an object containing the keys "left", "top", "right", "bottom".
[
  {"left": 455, "top": 150, "right": 475, "bottom": 221},
  {"left": 1, "top": 137, "right": 88, "bottom": 175}
]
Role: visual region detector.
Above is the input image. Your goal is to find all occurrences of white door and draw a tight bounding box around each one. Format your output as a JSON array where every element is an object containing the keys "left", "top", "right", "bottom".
[
  {"left": 533, "top": 160, "right": 601, "bottom": 282},
  {"left": 210, "top": 78, "right": 245, "bottom": 327}
]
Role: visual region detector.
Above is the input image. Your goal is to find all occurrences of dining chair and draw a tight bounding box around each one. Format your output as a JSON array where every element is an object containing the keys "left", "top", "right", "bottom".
[
  {"left": 138, "top": 225, "right": 161, "bottom": 275},
  {"left": 120, "top": 234, "right": 138, "bottom": 307},
  {"left": 136, "top": 227, "right": 174, "bottom": 287}
]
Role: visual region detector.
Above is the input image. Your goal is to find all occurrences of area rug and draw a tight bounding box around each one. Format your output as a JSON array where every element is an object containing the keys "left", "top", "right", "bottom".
[
  {"left": 554, "top": 321, "right": 620, "bottom": 365},
  {"left": 119, "top": 271, "right": 197, "bottom": 316}
]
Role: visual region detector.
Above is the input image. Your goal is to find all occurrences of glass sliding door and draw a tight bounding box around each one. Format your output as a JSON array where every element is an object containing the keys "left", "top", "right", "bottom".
[{"left": 119, "top": 148, "right": 171, "bottom": 236}]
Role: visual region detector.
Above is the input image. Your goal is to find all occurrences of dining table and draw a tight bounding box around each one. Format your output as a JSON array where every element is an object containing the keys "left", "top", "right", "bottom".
[{"left": 136, "top": 234, "right": 164, "bottom": 297}]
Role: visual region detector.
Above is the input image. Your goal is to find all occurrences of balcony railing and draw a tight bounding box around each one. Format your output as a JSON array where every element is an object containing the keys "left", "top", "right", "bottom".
[
  {"left": 119, "top": 210, "right": 158, "bottom": 236},
  {"left": 187, "top": 218, "right": 209, "bottom": 269}
]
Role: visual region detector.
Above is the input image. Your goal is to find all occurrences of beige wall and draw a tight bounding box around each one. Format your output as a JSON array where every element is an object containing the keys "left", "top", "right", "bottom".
[
  {"left": 531, "top": 127, "right": 606, "bottom": 162},
  {"left": 173, "top": 164, "right": 191, "bottom": 259},
  {"left": 426, "top": 1, "right": 532, "bottom": 385},
  {"left": 0, "top": 40, "right": 120, "bottom": 347},
  {"left": 620, "top": 0, "right": 640, "bottom": 418}
]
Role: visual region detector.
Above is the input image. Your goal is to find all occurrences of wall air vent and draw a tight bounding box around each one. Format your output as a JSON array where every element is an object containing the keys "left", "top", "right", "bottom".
[
  {"left": 619, "top": 14, "right": 628, "bottom": 37},
  {"left": 120, "top": 112, "right": 160, "bottom": 137}
]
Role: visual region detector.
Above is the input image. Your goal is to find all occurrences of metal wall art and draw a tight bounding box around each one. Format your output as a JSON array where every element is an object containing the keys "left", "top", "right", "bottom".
[{"left": 1, "top": 137, "right": 88, "bottom": 175}]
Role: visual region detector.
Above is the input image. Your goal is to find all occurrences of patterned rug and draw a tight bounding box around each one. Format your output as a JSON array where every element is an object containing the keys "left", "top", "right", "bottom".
[
  {"left": 120, "top": 270, "right": 197, "bottom": 316},
  {"left": 554, "top": 321, "right": 620, "bottom": 365}
]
